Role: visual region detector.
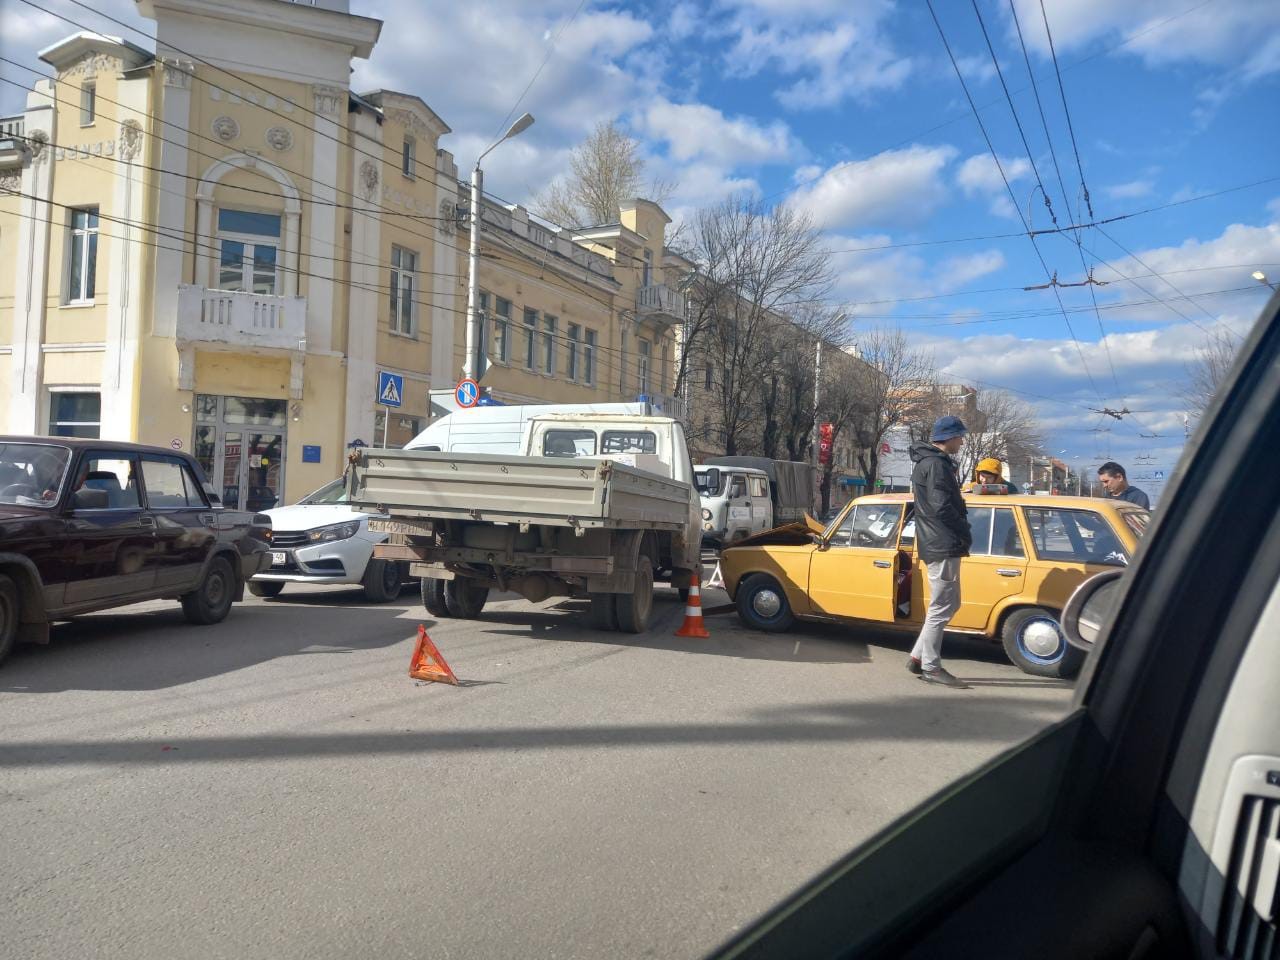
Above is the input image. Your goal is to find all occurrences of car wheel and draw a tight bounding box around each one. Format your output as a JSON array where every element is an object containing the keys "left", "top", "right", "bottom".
[
  {"left": 421, "top": 577, "right": 449, "bottom": 618},
  {"left": 1000, "top": 607, "right": 1084, "bottom": 679},
  {"left": 444, "top": 578, "right": 488, "bottom": 618},
  {"left": 616, "top": 554, "right": 655, "bottom": 634},
  {"left": 181, "top": 556, "right": 236, "bottom": 626},
  {"left": 736, "top": 574, "right": 795, "bottom": 632},
  {"left": 362, "top": 559, "right": 403, "bottom": 603},
  {"left": 248, "top": 580, "right": 285, "bottom": 599},
  {"left": 0, "top": 574, "right": 19, "bottom": 667},
  {"left": 588, "top": 592, "right": 619, "bottom": 631}
]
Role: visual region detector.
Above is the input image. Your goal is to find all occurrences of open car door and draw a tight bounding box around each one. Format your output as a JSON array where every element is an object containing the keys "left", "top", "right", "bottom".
[{"left": 708, "top": 293, "right": 1280, "bottom": 960}]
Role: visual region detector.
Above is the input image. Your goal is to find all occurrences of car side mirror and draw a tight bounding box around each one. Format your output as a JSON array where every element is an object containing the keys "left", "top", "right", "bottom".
[
  {"left": 72, "top": 488, "right": 110, "bottom": 510},
  {"left": 1060, "top": 569, "right": 1125, "bottom": 650},
  {"left": 705, "top": 468, "right": 720, "bottom": 493}
]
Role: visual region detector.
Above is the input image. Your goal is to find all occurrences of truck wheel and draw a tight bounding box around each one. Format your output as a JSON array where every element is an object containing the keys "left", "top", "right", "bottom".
[
  {"left": 421, "top": 577, "right": 450, "bottom": 618},
  {"left": 736, "top": 574, "right": 795, "bottom": 632},
  {"left": 181, "top": 556, "right": 236, "bottom": 626},
  {"left": 248, "top": 581, "right": 285, "bottom": 599},
  {"left": 588, "top": 592, "right": 619, "bottom": 631},
  {"left": 0, "top": 574, "right": 19, "bottom": 667},
  {"left": 616, "top": 554, "right": 654, "bottom": 634},
  {"left": 362, "top": 559, "right": 403, "bottom": 603},
  {"left": 444, "top": 578, "right": 488, "bottom": 618},
  {"left": 1000, "top": 607, "right": 1084, "bottom": 679}
]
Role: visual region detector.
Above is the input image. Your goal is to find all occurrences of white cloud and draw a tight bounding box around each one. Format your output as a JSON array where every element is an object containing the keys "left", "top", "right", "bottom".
[
  {"left": 956, "top": 153, "right": 1032, "bottom": 196},
  {"left": 936, "top": 250, "right": 1007, "bottom": 289},
  {"left": 720, "top": 0, "right": 913, "bottom": 109},
  {"left": 789, "top": 145, "right": 958, "bottom": 231},
  {"left": 642, "top": 98, "right": 797, "bottom": 166},
  {"left": 1104, "top": 179, "right": 1156, "bottom": 200}
]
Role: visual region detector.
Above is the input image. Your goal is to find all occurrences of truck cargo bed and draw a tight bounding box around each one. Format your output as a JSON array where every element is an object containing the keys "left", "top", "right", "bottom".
[{"left": 348, "top": 449, "right": 691, "bottom": 530}]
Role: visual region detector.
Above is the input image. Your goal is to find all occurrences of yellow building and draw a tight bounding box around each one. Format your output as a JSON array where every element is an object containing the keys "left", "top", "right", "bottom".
[{"left": 1, "top": 0, "right": 681, "bottom": 508}]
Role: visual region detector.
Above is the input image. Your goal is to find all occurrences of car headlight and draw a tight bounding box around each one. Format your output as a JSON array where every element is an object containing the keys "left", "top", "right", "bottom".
[
  {"left": 308, "top": 520, "right": 361, "bottom": 543},
  {"left": 701, "top": 508, "right": 712, "bottom": 521}
]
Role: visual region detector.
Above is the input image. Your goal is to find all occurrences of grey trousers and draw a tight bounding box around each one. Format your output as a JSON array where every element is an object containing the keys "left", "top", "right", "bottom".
[{"left": 911, "top": 557, "right": 962, "bottom": 671}]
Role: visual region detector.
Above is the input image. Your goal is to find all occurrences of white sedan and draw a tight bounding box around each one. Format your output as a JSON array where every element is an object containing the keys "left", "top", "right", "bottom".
[{"left": 249, "top": 478, "right": 405, "bottom": 602}]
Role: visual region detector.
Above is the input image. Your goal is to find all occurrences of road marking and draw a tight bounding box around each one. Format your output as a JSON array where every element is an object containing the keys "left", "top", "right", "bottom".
[{"left": 793, "top": 641, "right": 800, "bottom": 656}]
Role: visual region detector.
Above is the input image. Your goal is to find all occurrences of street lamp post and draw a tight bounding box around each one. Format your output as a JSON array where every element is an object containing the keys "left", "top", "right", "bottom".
[{"left": 463, "top": 112, "right": 535, "bottom": 382}]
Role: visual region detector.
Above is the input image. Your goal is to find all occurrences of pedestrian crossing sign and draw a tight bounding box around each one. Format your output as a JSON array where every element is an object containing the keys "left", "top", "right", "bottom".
[{"left": 377, "top": 370, "right": 404, "bottom": 408}]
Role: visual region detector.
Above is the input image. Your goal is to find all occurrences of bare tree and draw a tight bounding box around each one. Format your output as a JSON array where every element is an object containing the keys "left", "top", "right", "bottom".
[
  {"left": 758, "top": 305, "right": 850, "bottom": 460},
  {"left": 815, "top": 351, "right": 878, "bottom": 514},
  {"left": 686, "top": 194, "right": 836, "bottom": 455},
  {"left": 850, "top": 327, "right": 935, "bottom": 488},
  {"left": 531, "top": 120, "right": 672, "bottom": 229},
  {"left": 954, "top": 389, "right": 1044, "bottom": 481},
  {"left": 1182, "top": 330, "right": 1239, "bottom": 418}
]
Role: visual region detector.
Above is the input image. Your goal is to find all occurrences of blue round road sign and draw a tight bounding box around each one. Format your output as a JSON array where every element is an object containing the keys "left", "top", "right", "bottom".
[{"left": 455, "top": 378, "right": 480, "bottom": 408}]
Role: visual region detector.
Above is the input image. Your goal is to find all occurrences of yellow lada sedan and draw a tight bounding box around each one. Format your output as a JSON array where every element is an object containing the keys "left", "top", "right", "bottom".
[{"left": 719, "top": 490, "right": 1148, "bottom": 678}]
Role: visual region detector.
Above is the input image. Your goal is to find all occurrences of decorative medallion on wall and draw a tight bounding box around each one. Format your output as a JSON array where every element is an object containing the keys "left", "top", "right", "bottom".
[
  {"left": 265, "top": 126, "right": 293, "bottom": 152},
  {"left": 0, "top": 170, "right": 21, "bottom": 193},
  {"left": 212, "top": 115, "right": 239, "bottom": 142},
  {"left": 439, "top": 199, "right": 456, "bottom": 235},
  {"left": 118, "top": 119, "right": 143, "bottom": 161},
  {"left": 359, "top": 159, "right": 379, "bottom": 201},
  {"left": 26, "top": 130, "right": 49, "bottom": 165}
]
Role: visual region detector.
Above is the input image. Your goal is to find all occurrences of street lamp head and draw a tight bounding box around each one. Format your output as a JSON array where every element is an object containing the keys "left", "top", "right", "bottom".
[
  {"left": 504, "top": 112, "right": 535, "bottom": 141},
  {"left": 1253, "top": 271, "right": 1267, "bottom": 282}
]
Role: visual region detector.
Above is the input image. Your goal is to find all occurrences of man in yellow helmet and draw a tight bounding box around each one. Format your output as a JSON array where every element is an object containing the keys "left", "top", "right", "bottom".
[{"left": 962, "top": 457, "right": 1013, "bottom": 494}]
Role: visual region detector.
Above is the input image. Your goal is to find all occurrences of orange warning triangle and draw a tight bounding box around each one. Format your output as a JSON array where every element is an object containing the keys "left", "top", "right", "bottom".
[{"left": 409, "top": 625, "right": 459, "bottom": 685}]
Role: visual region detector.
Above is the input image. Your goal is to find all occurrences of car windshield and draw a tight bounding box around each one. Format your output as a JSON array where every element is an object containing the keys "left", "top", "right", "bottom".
[
  {"left": 299, "top": 478, "right": 348, "bottom": 505},
  {"left": 0, "top": 442, "right": 71, "bottom": 507}
]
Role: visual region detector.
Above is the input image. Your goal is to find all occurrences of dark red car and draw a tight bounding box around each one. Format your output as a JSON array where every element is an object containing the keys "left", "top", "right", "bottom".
[{"left": 0, "top": 437, "right": 273, "bottom": 665}]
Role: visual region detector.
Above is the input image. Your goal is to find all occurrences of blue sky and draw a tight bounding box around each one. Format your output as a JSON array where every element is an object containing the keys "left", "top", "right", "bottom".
[{"left": 5, "top": 0, "right": 1279, "bottom": 483}]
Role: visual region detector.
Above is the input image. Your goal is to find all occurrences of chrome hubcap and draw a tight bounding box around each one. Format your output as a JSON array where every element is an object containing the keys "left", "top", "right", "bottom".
[
  {"left": 1022, "top": 620, "right": 1062, "bottom": 658},
  {"left": 752, "top": 589, "right": 782, "bottom": 619}
]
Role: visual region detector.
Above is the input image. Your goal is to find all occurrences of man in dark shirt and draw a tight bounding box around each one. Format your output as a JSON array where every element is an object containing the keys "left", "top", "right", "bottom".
[
  {"left": 907, "top": 416, "right": 973, "bottom": 689},
  {"left": 1097, "top": 461, "right": 1150, "bottom": 509}
]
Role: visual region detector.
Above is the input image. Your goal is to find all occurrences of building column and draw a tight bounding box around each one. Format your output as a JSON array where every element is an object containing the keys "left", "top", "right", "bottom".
[
  {"left": 430, "top": 149, "right": 458, "bottom": 389},
  {"left": 151, "top": 57, "right": 193, "bottom": 339},
  {"left": 305, "top": 84, "right": 343, "bottom": 348},
  {"left": 8, "top": 87, "right": 55, "bottom": 434},
  {"left": 100, "top": 78, "right": 150, "bottom": 440},
  {"left": 342, "top": 108, "right": 381, "bottom": 447}
]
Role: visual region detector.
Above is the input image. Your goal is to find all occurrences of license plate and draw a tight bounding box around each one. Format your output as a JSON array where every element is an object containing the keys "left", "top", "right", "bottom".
[
  {"left": 271, "top": 551, "right": 287, "bottom": 566},
  {"left": 368, "top": 519, "right": 434, "bottom": 536}
]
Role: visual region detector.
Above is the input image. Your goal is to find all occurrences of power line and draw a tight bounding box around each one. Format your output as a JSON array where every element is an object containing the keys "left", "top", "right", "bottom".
[
  {"left": 927, "top": 0, "right": 1107, "bottom": 407},
  {"left": 1094, "top": 224, "right": 1236, "bottom": 330},
  {"left": 1038, "top": 0, "right": 1094, "bottom": 220},
  {"left": 491, "top": 0, "right": 587, "bottom": 141},
  {"left": 971, "top": 0, "right": 1057, "bottom": 226}
]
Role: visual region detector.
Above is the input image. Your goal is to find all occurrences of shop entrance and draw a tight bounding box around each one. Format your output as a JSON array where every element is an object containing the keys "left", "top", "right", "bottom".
[{"left": 192, "top": 395, "right": 287, "bottom": 512}]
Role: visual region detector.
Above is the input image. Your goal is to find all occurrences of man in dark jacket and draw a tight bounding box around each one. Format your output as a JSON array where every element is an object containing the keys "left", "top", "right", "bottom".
[{"left": 908, "top": 416, "right": 973, "bottom": 688}]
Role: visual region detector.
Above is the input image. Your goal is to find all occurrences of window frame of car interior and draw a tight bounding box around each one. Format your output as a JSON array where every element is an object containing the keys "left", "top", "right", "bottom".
[
  {"left": 707, "top": 291, "right": 1280, "bottom": 960},
  {"left": 70, "top": 453, "right": 143, "bottom": 511},
  {"left": 0, "top": 442, "right": 74, "bottom": 508},
  {"left": 138, "top": 455, "right": 211, "bottom": 510}
]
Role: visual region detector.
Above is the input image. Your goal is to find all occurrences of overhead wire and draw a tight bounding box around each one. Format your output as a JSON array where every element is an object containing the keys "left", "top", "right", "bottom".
[
  {"left": 1037, "top": 0, "right": 1094, "bottom": 220},
  {"left": 927, "top": 0, "right": 1108, "bottom": 408},
  {"left": 490, "top": 0, "right": 588, "bottom": 141}
]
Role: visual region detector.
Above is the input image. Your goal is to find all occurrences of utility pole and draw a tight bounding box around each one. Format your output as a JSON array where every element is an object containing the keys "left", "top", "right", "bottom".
[
  {"left": 463, "top": 113, "right": 534, "bottom": 382},
  {"left": 811, "top": 339, "right": 823, "bottom": 512}
]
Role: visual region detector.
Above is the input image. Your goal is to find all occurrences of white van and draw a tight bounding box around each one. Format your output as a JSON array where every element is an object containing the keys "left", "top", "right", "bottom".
[{"left": 695, "top": 464, "right": 773, "bottom": 550}]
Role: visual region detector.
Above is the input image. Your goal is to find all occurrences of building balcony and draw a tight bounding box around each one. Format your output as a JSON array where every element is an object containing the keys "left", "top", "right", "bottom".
[
  {"left": 0, "top": 115, "right": 27, "bottom": 170},
  {"left": 177, "top": 285, "right": 306, "bottom": 352},
  {"left": 636, "top": 283, "right": 686, "bottom": 325}
]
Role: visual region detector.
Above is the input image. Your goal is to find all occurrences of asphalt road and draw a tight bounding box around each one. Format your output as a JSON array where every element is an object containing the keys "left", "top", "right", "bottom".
[{"left": 0, "top": 579, "right": 1074, "bottom": 960}]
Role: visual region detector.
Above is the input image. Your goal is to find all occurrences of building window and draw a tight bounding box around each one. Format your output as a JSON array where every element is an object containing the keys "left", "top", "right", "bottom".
[
  {"left": 216, "top": 209, "right": 280, "bottom": 295},
  {"left": 543, "top": 315, "right": 557, "bottom": 376},
  {"left": 48, "top": 390, "right": 101, "bottom": 438},
  {"left": 660, "top": 343, "right": 669, "bottom": 393},
  {"left": 402, "top": 137, "right": 416, "bottom": 178},
  {"left": 493, "top": 296, "right": 511, "bottom": 362},
  {"left": 566, "top": 323, "right": 580, "bottom": 381},
  {"left": 390, "top": 245, "right": 417, "bottom": 335},
  {"left": 67, "top": 207, "right": 99, "bottom": 303},
  {"left": 523, "top": 307, "right": 538, "bottom": 369},
  {"left": 584, "top": 329, "right": 597, "bottom": 386},
  {"left": 637, "top": 339, "right": 651, "bottom": 395},
  {"left": 704, "top": 363, "right": 713, "bottom": 390},
  {"left": 80, "top": 82, "right": 96, "bottom": 126},
  {"left": 642, "top": 248, "right": 652, "bottom": 287}
]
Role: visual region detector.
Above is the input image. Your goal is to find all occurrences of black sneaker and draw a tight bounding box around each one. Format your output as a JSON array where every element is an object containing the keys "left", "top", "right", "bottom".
[
  {"left": 907, "top": 657, "right": 922, "bottom": 675},
  {"left": 920, "top": 667, "right": 969, "bottom": 689}
]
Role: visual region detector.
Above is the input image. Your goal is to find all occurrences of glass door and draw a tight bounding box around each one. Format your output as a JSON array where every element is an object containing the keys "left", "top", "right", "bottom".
[
  {"left": 243, "top": 432, "right": 283, "bottom": 512},
  {"left": 193, "top": 395, "right": 288, "bottom": 511}
]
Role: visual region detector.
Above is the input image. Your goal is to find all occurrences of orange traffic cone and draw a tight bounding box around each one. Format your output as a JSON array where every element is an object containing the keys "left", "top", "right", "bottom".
[
  {"left": 408, "top": 625, "right": 459, "bottom": 685},
  {"left": 675, "top": 572, "right": 711, "bottom": 639}
]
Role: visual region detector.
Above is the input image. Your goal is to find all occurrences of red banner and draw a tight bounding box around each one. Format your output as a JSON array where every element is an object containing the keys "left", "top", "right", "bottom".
[{"left": 818, "top": 422, "right": 834, "bottom": 465}]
